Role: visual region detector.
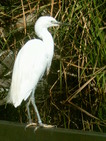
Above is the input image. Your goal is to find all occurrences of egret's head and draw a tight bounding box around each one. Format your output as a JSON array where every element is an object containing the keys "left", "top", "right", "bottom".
[
  {"left": 35, "top": 16, "right": 60, "bottom": 38},
  {"left": 35, "top": 16, "right": 60, "bottom": 29}
]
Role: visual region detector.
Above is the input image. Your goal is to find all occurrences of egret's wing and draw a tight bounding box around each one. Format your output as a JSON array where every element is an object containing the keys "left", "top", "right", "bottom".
[{"left": 8, "top": 39, "right": 48, "bottom": 107}]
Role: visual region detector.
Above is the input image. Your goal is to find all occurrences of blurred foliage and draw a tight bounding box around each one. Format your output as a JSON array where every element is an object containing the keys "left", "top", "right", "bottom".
[{"left": 0, "top": 0, "right": 106, "bottom": 132}]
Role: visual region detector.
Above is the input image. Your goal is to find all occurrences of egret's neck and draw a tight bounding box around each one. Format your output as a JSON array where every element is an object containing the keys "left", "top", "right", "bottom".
[
  {"left": 39, "top": 28, "right": 54, "bottom": 49},
  {"left": 36, "top": 28, "right": 54, "bottom": 60},
  {"left": 35, "top": 27, "right": 54, "bottom": 72}
]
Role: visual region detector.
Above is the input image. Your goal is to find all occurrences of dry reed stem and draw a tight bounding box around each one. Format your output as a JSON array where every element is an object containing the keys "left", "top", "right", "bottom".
[
  {"left": 51, "top": 0, "right": 54, "bottom": 16},
  {"left": 51, "top": 101, "right": 71, "bottom": 121},
  {"left": 27, "top": 0, "right": 32, "bottom": 12},
  {"left": 21, "top": 0, "right": 27, "bottom": 34},
  {"left": 69, "top": 101, "right": 99, "bottom": 120},
  {"left": 63, "top": 66, "right": 106, "bottom": 103}
]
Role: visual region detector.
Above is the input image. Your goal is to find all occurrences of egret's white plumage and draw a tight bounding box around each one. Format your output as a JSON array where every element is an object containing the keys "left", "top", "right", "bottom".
[
  {"left": 8, "top": 40, "right": 47, "bottom": 107},
  {"left": 6, "top": 16, "right": 60, "bottom": 128}
]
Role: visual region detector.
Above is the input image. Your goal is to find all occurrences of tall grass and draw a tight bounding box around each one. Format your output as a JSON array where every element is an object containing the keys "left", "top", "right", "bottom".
[{"left": 0, "top": 0, "right": 106, "bottom": 132}]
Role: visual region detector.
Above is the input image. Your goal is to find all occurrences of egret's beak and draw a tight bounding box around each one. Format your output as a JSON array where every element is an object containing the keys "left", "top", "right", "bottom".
[
  {"left": 55, "top": 21, "right": 61, "bottom": 26},
  {"left": 57, "top": 21, "right": 61, "bottom": 25},
  {"left": 59, "top": 22, "right": 71, "bottom": 26},
  {"left": 55, "top": 21, "right": 70, "bottom": 26}
]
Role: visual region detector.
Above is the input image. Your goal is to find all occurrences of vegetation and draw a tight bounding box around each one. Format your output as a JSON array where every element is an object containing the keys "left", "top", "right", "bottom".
[{"left": 0, "top": 0, "right": 106, "bottom": 132}]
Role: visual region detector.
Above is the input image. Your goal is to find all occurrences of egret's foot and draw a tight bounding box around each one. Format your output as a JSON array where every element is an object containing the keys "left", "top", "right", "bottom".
[
  {"left": 39, "top": 123, "right": 56, "bottom": 128},
  {"left": 34, "top": 123, "right": 56, "bottom": 132},
  {"left": 26, "top": 122, "right": 37, "bottom": 128}
]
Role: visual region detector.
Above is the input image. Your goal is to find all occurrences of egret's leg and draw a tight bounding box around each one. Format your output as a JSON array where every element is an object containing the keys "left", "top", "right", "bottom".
[
  {"left": 26, "top": 99, "right": 32, "bottom": 123},
  {"left": 30, "top": 95, "right": 55, "bottom": 131},
  {"left": 26, "top": 98, "right": 37, "bottom": 128},
  {"left": 30, "top": 91, "right": 56, "bottom": 131},
  {"left": 30, "top": 95, "right": 42, "bottom": 125}
]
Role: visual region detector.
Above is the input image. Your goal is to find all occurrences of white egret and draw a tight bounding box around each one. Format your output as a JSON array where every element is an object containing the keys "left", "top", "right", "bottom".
[{"left": 1, "top": 16, "right": 60, "bottom": 129}]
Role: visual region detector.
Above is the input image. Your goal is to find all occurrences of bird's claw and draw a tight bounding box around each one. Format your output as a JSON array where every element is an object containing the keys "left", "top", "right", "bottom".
[
  {"left": 34, "top": 123, "right": 56, "bottom": 132},
  {"left": 25, "top": 122, "right": 37, "bottom": 129},
  {"left": 39, "top": 123, "right": 56, "bottom": 128},
  {"left": 25, "top": 122, "right": 56, "bottom": 132}
]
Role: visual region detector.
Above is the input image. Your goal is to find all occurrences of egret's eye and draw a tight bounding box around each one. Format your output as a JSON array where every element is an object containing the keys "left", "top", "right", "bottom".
[{"left": 51, "top": 20, "right": 55, "bottom": 24}]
